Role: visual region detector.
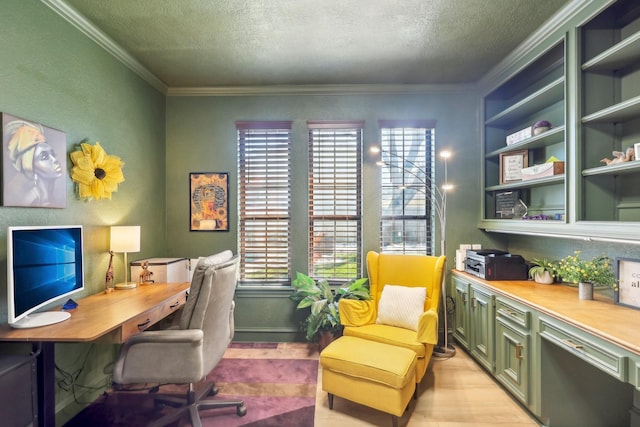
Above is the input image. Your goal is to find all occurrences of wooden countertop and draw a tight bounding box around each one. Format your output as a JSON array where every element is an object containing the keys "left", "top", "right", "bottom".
[
  {"left": 453, "top": 271, "right": 640, "bottom": 356},
  {"left": 0, "top": 282, "right": 190, "bottom": 342}
]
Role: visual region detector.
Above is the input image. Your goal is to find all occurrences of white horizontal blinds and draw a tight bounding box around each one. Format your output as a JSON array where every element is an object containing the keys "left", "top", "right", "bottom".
[
  {"left": 237, "top": 121, "right": 292, "bottom": 283},
  {"left": 308, "top": 121, "right": 363, "bottom": 280},
  {"left": 379, "top": 120, "right": 436, "bottom": 255}
]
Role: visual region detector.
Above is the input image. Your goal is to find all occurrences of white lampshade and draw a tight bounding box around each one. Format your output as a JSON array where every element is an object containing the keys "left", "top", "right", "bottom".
[{"left": 110, "top": 226, "right": 141, "bottom": 253}]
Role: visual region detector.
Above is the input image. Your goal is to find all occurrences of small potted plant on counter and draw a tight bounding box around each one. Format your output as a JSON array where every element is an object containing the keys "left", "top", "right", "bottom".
[
  {"left": 555, "top": 251, "right": 616, "bottom": 300},
  {"left": 528, "top": 258, "right": 557, "bottom": 284}
]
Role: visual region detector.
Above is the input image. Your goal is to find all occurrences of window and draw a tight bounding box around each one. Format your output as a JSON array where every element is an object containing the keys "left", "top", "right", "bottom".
[
  {"left": 237, "top": 121, "right": 292, "bottom": 284},
  {"left": 378, "top": 120, "right": 436, "bottom": 255},
  {"left": 308, "top": 121, "right": 363, "bottom": 280}
]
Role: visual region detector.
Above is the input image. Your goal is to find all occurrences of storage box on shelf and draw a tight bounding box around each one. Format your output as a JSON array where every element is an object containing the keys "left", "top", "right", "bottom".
[
  {"left": 580, "top": 0, "right": 640, "bottom": 222},
  {"left": 521, "top": 162, "right": 565, "bottom": 181}
]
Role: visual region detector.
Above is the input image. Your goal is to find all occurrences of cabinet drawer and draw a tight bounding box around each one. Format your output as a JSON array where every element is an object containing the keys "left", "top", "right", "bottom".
[
  {"left": 539, "top": 317, "right": 627, "bottom": 381},
  {"left": 121, "top": 292, "right": 187, "bottom": 341},
  {"left": 496, "top": 297, "right": 531, "bottom": 330}
]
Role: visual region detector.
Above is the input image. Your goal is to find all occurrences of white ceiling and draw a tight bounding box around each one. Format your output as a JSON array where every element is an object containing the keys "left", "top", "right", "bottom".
[{"left": 51, "top": 0, "right": 571, "bottom": 89}]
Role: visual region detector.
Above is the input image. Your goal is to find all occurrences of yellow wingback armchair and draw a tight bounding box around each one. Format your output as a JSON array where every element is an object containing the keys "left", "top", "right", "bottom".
[{"left": 339, "top": 251, "right": 446, "bottom": 386}]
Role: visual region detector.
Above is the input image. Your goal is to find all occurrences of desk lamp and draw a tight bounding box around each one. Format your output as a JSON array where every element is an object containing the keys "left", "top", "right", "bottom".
[{"left": 110, "top": 225, "right": 141, "bottom": 289}]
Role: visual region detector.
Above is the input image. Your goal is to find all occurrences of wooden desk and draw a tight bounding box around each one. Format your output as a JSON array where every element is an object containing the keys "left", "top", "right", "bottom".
[{"left": 0, "top": 282, "right": 190, "bottom": 427}]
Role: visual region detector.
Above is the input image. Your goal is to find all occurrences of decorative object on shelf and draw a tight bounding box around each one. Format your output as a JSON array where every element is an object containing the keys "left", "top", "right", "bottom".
[
  {"left": 614, "top": 258, "right": 640, "bottom": 310},
  {"left": 600, "top": 147, "right": 635, "bottom": 166},
  {"left": 2, "top": 112, "right": 66, "bottom": 208},
  {"left": 495, "top": 190, "right": 524, "bottom": 219},
  {"left": 506, "top": 126, "right": 533, "bottom": 146},
  {"left": 70, "top": 140, "right": 125, "bottom": 200},
  {"left": 555, "top": 251, "right": 616, "bottom": 299},
  {"left": 190, "top": 172, "right": 229, "bottom": 231},
  {"left": 289, "top": 272, "right": 369, "bottom": 349},
  {"left": 104, "top": 251, "right": 115, "bottom": 293},
  {"left": 110, "top": 225, "right": 141, "bottom": 289},
  {"left": 371, "top": 145, "right": 455, "bottom": 356},
  {"left": 528, "top": 258, "right": 557, "bottom": 284},
  {"left": 634, "top": 143, "right": 640, "bottom": 161},
  {"left": 499, "top": 150, "right": 528, "bottom": 184},
  {"left": 513, "top": 199, "right": 528, "bottom": 218},
  {"left": 531, "top": 120, "right": 552, "bottom": 136}
]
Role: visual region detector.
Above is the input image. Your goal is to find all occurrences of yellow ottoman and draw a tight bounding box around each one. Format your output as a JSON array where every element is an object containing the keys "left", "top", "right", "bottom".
[{"left": 320, "top": 336, "right": 417, "bottom": 427}]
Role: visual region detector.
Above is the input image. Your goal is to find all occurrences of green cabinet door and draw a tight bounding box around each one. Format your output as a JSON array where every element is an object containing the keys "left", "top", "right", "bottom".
[
  {"left": 496, "top": 317, "right": 530, "bottom": 404},
  {"left": 452, "top": 275, "right": 470, "bottom": 349},
  {"left": 470, "top": 285, "right": 495, "bottom": 373}
]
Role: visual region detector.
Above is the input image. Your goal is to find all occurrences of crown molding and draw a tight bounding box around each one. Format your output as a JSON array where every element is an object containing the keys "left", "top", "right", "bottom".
[
  {"left": 478, "top": 0, "right": 593, "bottom": 91},
  {"left": 166, "top": 83, "right": 476, "bottom": 97},
  {"left": 41, "top": 0, "right": 168, "bottom": 94}
]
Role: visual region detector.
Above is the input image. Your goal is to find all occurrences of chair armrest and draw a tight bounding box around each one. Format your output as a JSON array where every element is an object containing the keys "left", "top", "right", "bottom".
[
  {"left": 113, "top": 329, "right": 205, "bottom": 384},
  {"left": 416, "top": 308, "right": 439, "bottom": 344},
  {"left": 338, "top": 299, "right": 376, "bottom": 326}
]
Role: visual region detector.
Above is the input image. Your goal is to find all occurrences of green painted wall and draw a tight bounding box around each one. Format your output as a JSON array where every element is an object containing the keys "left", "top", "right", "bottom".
[
  {"left": 1, "top": 1, "right": 166, "bottom": 423},
  {"left": 165, "top": 91, "right": 500, "bottom": 339}
]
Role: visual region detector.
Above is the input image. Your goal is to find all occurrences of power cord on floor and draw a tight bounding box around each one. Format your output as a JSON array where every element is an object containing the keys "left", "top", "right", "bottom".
[{"left": 55, "top": 344, "right": 108, "bottom": 405}]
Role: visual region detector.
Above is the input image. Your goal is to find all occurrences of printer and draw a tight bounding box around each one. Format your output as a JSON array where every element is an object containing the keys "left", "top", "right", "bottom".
[{"left": 464, "top": 249, "right": 528, "bottom": 281}]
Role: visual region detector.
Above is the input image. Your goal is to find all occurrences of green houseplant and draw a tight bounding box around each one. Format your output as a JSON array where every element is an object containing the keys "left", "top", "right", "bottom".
[
  {"left": 528, "top": 258, "right": 557, "bottom": 284},
  {"left": 289, "top": 272, "right": 370, "bottom": 347},
  {"left": 555, "top": 251, "right": 616, "bottom": 300}
]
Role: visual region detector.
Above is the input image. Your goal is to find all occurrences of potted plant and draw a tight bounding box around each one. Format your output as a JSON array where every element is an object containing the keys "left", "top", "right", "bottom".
[
  {"left": 555, "top": 251, "right": 616, "bottom": 300},
  {"left": 528, "top": 258, "right": 557, "bottom": 284},
  {"left": 289, "top": 272, "right": 370, "bottom": 349}
]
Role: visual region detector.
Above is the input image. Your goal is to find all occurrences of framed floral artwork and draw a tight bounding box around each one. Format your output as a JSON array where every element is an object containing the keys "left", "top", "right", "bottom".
[
  {"left": 2, "top": 113, "right": 67, "bottom": 208},
  {"left": 190, "top": 172, "right": 229, "bottom": 231}
]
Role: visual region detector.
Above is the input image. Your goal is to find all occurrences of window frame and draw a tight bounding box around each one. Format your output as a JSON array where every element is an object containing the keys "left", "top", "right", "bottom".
[
  {"left": 378, "top": 120, "right": 437, "bottom": 255},
  {"left": 236, "top": 121, "right": 292, "bottom": 285},
  {"left": 307, "top": 121, "right": 364, "bottom": 282}
]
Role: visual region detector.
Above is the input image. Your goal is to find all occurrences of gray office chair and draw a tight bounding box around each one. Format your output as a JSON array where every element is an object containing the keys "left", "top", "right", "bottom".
[{"left": 112, "top": 250, "right": 247, "bottom": 427}]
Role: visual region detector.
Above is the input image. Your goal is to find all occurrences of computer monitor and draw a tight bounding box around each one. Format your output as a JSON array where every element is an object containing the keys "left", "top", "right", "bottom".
[{"left": 7, "top": 225, "right": 85, "bottom": 329}]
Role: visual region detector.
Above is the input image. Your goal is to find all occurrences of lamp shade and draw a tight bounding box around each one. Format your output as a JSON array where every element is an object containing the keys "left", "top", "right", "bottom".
[{"left": 110, "top": 226, "right": 141, "bottom": 253}]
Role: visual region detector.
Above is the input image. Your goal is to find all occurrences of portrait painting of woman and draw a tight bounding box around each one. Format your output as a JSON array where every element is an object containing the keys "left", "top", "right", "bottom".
[{"left": 2, "top": 113, "right": 66, "bottom": 208}]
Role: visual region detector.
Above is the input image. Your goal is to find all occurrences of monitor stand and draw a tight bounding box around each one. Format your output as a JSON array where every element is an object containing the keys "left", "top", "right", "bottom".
[{"left": 10, "top": 311, "right": 71, "bottom": 329}]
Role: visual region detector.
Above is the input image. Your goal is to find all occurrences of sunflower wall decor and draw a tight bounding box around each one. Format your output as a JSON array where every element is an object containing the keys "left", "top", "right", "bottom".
[{"left": 70, "top": 140, "right": 125, "bottom": 200}]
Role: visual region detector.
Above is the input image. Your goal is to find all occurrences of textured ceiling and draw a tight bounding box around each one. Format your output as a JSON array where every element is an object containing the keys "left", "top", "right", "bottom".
[{"left": 60, "top": 0, "right": 570, "bottom": 88}]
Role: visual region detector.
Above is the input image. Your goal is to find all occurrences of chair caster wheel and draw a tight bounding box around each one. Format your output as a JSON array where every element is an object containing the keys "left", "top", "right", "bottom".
[{"left": 237, "top": 404, "right": 247, "bottom": 417}]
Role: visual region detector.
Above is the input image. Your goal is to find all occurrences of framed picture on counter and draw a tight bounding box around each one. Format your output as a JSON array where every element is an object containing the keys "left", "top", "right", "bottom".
[
  {"left": 499, "top": 150, "right": 528, "bottom": 184},
  {"left": 614, "top": 258, "right": 640, "bottom": 310}
]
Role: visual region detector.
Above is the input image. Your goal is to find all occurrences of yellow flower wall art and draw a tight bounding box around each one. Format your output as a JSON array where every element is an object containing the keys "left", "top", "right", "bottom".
[{"left": 70, "top": 140, "right": 125, "bottom": 200}]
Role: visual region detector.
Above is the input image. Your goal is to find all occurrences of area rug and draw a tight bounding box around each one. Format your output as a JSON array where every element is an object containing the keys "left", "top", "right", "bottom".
[{"left": 64, "top": 342, "right": 319, "bottom": 427}]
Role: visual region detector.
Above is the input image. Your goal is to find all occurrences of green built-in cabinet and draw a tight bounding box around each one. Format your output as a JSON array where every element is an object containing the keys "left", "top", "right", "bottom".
[
  {"left": 480, "top": 0, "right": 640, "bottom": 241},
  {"left": 452, "top": 276, "right": 494, "bottom": 373},
  {"left": 451, "top": 270, "right": 640, "bottom": 426}
]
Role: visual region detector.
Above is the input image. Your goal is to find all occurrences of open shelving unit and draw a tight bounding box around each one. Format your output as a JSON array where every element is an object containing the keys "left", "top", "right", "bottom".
[{"left": 580, "top": 0, "right": 640, "bottom": 222}]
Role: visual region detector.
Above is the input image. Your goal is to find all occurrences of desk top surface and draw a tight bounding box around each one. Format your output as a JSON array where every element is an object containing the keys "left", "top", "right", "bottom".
[
  {"left": 454, "top": 271, "right": 640, "bottom": 356},
  {"left": 0, "top": 282, "right": 190, "bottom": 342}
]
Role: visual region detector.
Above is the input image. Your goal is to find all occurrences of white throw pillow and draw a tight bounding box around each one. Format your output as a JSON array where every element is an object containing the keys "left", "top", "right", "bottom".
[{"left": 376, "top": 284, "right": 426, "bottom": 331}]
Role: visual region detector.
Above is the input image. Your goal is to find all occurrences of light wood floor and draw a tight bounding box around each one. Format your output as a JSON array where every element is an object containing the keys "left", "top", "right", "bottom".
[{"left": 313, "top": 345, "right": 541, "bottom": 427}]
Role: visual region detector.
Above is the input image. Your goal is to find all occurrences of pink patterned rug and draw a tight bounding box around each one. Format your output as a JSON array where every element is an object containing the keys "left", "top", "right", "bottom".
[{"left": 65, "top": 343, "right": 318, "bottom": 427}]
